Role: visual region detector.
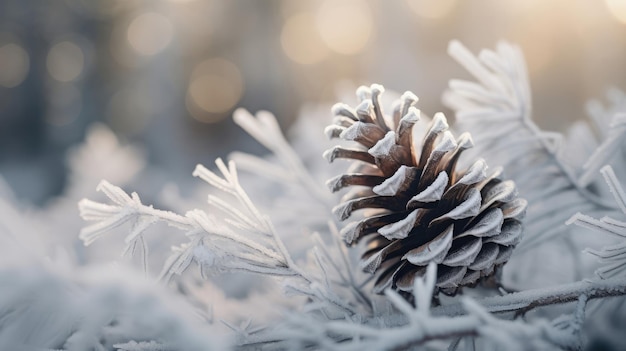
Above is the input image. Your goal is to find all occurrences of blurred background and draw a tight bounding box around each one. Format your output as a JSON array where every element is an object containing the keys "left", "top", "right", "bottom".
[{"left": 1, "top": 0, "right": 625, "bottom": 205}]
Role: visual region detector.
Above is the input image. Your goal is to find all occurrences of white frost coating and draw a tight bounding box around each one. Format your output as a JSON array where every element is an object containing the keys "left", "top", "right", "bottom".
[
  {"left": 340, "top": 121, "right": 385, "bottom": 145},
  {"left": 230, "top": 151, "right": 295, "bottom": 184},
  {"left": 79, "top": 206, "right": 133, "bottom": 246},
  {"left": 370, "top": 83, "right": 385, "bottom": 95},
  {"left": 494, "top": 245, "right": 514, "bottom": 265},
  {"left": 368, "top": 131, "right": 396, "bottom": 158},
  {"left": 331, "top": 102, "right": 357, "bottom": 119},
  {"left": 402, "top": 107, "right": 420, "bottom": 123},
  {"left": 340, "top": 122, "right": 366, "bottom": 141},
  {"left": 600, "top": 165, "right": 626, "bottom": 214},
  {"left": 485, "top": 221, "right": 522, "bottom": 246},
  {"left": 458, "top": 208, "right": 503, "bottom": 238},
  {"left": 421, "top": 132, "right": 457, "bottom": 177},
  {"left": 448, "top": 79, "right": 509, "bottom": 106},
  {"left": 325, "top": 174, "right": 344, "bottom": 193},
  {"left": 404, "top": 225, "right": 454, "bottom": 265},
  {"left": 401, "top": 91, "right": 419, "bottom": 105},
  {"left": 356, "top": 85, "right": 371, "bottom": 101},
  {"left": 446, "top": 39, "right": 618, "bottom": 257},
  {"left": 114, "top": 341, "right": 169, "bottom": 351},
  {"left": 233, "top": 109, "right": 280, "bottom": 153},
  {"left": 448, "top": 40, "right": 505, "bottom": 94},
  {"left": 78, "top": 198, "right": 123, "bottom": 221},
  {"left": 378, "top": 209, "right": 419, "bottom": 240},
  {"left": 566, "top": 169, "right": 626, "bottom": 280},
  {"left": 432, "top": 131, "right": 457, "bottom": 154},
  {"left": 457, "top": 159, "right": 488, "bottom": 185},
  {"left": 433, "top": 188, "right": 482, "bottom": 224},
  {"left": 373, "top": 165, "right": 409, "bottom": 195},
  {"left": 430, "top": 112, "right": 450, "bottom": 134},
  {"left": 360, "top": 248, "right": 384, "bottom": 273},
  {"left": 397, "top": 107, "right": 420, "bottom": 143},
  {"left": 410, "top": 171, "right": 448, "bottom": 203},
  {"left": 501, "top": 198, "right": 528, "bottom": 219},
  {"left": 459, "top": 269, "right": 481, "bottom": 285},
  {"left": 437, "top": 266, "right": 467, "bottom": 288},
  {"left": 443, "top": 237, "right": 482, "bottom": 267},
  {"left": 481, "top": 180, "right": 517, "bottom": 211},
  {"left": 456, "top": 132, "right": 474, "bottom": 150},
  {"left": 339, "top": 221, "right": 361, "bottom": 244},
  {"left": 356, "top": 99, "right": 373, "bottom": 116},
  {"left": 415, "top": 262, "right": 437, "bottom": 313},
  {"left": 96, "top": 180, "right": 133, "bottom": 206},
  {"left": 322, "top": 146, "right": 339, "bottom": 163},
  {"left": 579, "top": 114, "right": 626, "bottom": 186},
  {"left": 324, "top": 125, "right": 345, "bottom": 139},
  {"left": 193, "top": 162, "right": 233, "bottom": 194},
  {"left": 332, "top": 201, "right": 353, "bottom": 221},
  {"left": 469, "top": 244, "right": 499, "bottom": 271}
]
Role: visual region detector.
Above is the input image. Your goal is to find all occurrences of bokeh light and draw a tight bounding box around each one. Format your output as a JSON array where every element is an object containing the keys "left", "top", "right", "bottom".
[
  {"left": 1, "top": 0, "right": 626, "bottom": 207},
  {"left": 606, "top": 0, "right": 626, "bottom": 24},
  {"left": 186, "top": 58, "right": 243, "bottom": 123},
  {"left": 406, "top": 0, "right": 457, "bottom": 19},
  {"left": 127, "top": 12, "right": 174, "bottom": 56},
  {"left": 47, "top": 41, "right": 85, "bottom": 82},
  {"left": 281, "top": 13, "right": 329, "bottom": 64},
  {"left": 0, "top": 43, "right": 30, "bottom": 88},
  {"left": 316, "top": 0, "right": 373, "bottom": 55}
]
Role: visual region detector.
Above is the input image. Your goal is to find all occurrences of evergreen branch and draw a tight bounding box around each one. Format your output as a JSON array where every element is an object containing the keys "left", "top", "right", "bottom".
[
  {"left": 232, "top": 109, "right": 332, "bottom": 204},
  {"left": 247, "top": 263, "right": 584, "bottom": 351},
  {"left": 445, "top": 41, "right": 615, "bottom": 254},
  {"left": 432, "top": 277, "right": 626, "bottom": 317}
]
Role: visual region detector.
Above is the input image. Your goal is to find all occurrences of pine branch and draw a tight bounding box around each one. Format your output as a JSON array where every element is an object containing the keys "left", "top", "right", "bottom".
[
  {"left": 232, "top": 108, "right": 332, "bottom": 205},
  {"left": 79, "top": 173, "right": 293, "bottom": 280},
  {"left": 248, "top": 263, "right": 584, "bottom": 351},
  {"left": 80, "top": 158, "right": 371, "bottom": 322},
  {"left": 444, "top": 41, "right": 616, "bottom": 253},
  {"left": 432, "top": 277, "right": 626, "bottom": 317}
]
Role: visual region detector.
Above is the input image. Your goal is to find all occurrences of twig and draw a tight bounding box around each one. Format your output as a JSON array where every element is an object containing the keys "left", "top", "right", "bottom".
[{"left": 432, "top": 277, "right": 626, "bottom": 317}]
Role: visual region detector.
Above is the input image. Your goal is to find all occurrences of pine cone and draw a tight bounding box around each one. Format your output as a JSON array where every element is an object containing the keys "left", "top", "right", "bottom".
[{"left": 324, "top": 84, "right": 527, "bottom": 295}]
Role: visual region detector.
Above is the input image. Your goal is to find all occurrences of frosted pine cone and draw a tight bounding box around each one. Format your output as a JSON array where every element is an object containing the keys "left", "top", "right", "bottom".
[{"left": 324, "top": 84, "right": 527, "bottom": 295}]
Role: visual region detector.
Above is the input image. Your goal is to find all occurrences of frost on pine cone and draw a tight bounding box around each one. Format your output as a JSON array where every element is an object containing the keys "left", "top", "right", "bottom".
[{"left": 324, "top": 84, "right": 527, "bottom": 295}]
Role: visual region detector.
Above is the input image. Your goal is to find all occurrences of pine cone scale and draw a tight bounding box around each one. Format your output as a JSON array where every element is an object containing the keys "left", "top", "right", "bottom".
[
  {"left": 442, "top": 237, "right": 483, "bottom": 266},
  {"left": 403, "top": 225, "right": 454, "bottom": 265}
]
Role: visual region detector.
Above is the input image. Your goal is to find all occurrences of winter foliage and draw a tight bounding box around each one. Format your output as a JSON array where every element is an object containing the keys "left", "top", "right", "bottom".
[{"left": 1, "top": 40, "right": 626, "bottom": 350}]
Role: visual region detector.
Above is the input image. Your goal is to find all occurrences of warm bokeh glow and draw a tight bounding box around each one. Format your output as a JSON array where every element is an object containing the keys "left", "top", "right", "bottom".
[
  {"left": 606, "top": 0, "right": 626, "bottom": 24},
  {"left": 0, "top": 43, "right": 29, "bottom": 88},
  {"left": 406, "top": 0, "right": 457, "bottom": 19},
  {"left": 316, "top": 0, "right": 373, "bottom": 55},
  {"left": 127, "top": 12, "right": 173, "bottom": 55},
  {"left": 281, "top": 13, "right": 329, "bottom": 64},
  {"left": 47, "top": 41, "right": 85, "bottom": 82},
  {"left": 186, "top": 58, "right": 243, "bottom": 123}
]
